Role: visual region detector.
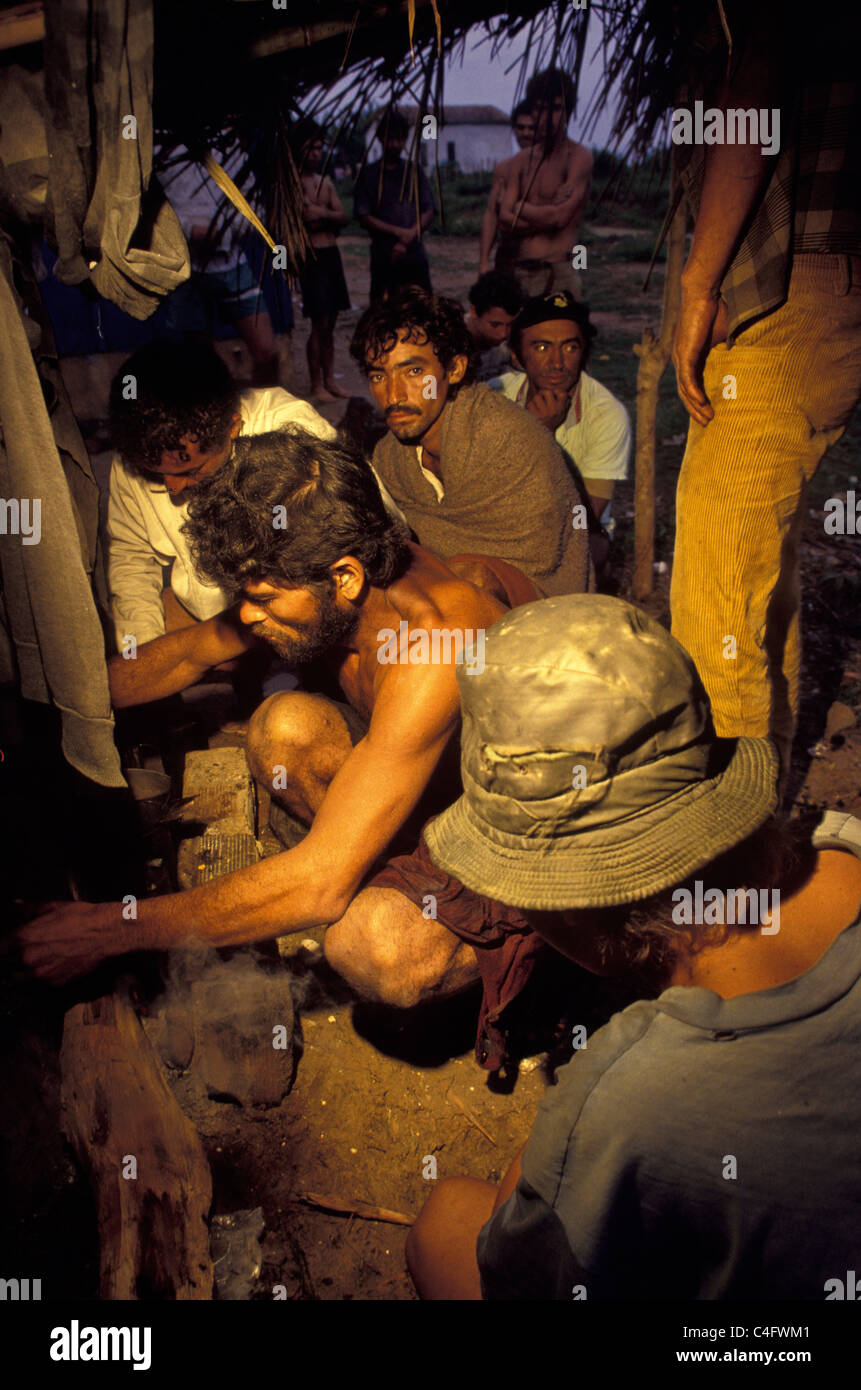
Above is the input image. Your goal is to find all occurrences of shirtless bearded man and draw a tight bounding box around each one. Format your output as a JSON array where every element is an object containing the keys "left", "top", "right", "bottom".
[
  {"left": 13, "top": 428, "right": 541, "bottom": 1068},
  {"left": 497, "top": 68, "right": 593, "bottom": 300}
]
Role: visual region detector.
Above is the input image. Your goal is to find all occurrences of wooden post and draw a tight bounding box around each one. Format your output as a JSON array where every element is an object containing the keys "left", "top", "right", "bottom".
[
  {"left": 61, "top": 991, "right": 213, "bottom": 1300},
  {"left": 632, "top": 161, "right": 687, "bottom": 601}
]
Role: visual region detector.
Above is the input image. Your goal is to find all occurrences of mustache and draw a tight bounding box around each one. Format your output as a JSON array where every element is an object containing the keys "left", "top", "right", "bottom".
[{"left": 385, "top": 407, "right": 421, "bottom": 420}]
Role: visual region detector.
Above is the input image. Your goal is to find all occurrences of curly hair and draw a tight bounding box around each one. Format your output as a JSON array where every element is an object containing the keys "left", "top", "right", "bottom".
[
  {"left": 183, "top": 427, "right": 412, "bottom": 594},
  {"left": 350, "top": 286, "right": 476, "bottom": 387},
  {"left": 565, "top": 815, "right": 818, "bottom": 997},
  {"left": 468, "top": 271, "right": 526, "bottom": 319},
  {"left": 109, "top": 342, "right": 241, "bottom": 476}
]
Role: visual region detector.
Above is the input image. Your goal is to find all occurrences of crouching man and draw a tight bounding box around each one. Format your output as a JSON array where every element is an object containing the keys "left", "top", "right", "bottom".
[
  {"left": 13, "top": 429, "right": 543, "bottom": 1069},
  {"left": 407, "top": 595, "right": 861, "bottom": 1299}
]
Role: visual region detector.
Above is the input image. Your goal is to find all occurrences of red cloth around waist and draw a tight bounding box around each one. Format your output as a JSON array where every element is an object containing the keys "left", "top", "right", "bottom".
[{"left": 367, "top": 829, "right": 544, "bottom": 1071}]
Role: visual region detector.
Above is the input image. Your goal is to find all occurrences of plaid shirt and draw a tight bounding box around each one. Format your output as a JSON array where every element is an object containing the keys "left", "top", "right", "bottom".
[{"left": 675, "top": 6, "right": 860, "bottom": 345}]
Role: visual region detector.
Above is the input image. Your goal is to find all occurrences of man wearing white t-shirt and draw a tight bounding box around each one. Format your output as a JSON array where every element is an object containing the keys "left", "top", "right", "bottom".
[
  {"left": 492, "top": 292, "right": 630, "bottom": 540},
  {"left": 106, "top": 340, "right": 338, "bottom": 652}
]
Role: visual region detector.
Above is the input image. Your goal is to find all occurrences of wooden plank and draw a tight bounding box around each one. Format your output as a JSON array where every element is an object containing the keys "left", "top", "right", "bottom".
[
  {"left": 61, "top": 991, "right": 213, "bottom": 1300},
  {"left": 0, "top": 3, "right": 44, "bottom": 52}
]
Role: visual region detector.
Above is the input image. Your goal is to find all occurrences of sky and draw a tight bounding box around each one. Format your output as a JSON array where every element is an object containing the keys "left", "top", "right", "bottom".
[
  {"left": 440, "top": 26, "right": 620, "bottom": 151},
  {"left": 318, "top": 13, "right": 626, "bottom": 157}
]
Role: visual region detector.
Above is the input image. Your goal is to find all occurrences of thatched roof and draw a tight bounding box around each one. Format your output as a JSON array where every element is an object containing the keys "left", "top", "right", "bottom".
[{"left": 0, "top": 1, "right": 727, "bottom": 273}]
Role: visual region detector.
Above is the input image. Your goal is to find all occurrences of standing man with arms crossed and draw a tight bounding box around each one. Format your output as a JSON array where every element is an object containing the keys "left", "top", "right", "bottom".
[{"left": 497, "top": 68, "right": 593, "bottom": 300}]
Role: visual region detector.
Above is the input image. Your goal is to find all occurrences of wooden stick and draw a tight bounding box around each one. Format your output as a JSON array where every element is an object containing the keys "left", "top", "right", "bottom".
[
  {"left": 449, "top": 1091, "right": 497, "bottom": 1145},
  {"left": 299, "top": 1192, "right": 414, "bottom": 1226},
  {"left": 632, "top": 150, "right": 687, "bottom": 601}
]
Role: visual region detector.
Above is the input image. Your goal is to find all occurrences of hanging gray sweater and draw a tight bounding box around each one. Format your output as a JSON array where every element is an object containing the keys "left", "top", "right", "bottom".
[{"left": 371, "top": 384, "right": 591, "bottom": 598}]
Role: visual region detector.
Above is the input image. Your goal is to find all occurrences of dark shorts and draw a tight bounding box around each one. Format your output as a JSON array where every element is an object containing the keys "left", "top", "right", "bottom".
[
  {"left": 298, "top": 245, "right": 351, "bottom": 319},
  {"left": 165, "top": 258, "right": 268, "bottom": 332},
  {"left": 323, "top": 695, "right": 543, "bottom": 1070},
  {"left": 367, "top": 832, "right": 543, "bottom": 1073}
]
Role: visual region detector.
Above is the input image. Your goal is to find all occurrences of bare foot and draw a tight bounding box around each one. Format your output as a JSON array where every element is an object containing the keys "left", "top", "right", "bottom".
[
  {"left": 323, "top": 380, "right": 351, "bottom": 399},
  {"left": 309, "top": 384, "right": 338, "bottom": 402}
]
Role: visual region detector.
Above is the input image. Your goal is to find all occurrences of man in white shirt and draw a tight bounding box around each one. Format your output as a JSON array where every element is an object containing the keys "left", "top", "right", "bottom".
[
  {"left": 106, "top": 340, "right": 337, "bottom": 653},
  {"left": 492, "top": 291, "right": 630, "bottom": 538}
]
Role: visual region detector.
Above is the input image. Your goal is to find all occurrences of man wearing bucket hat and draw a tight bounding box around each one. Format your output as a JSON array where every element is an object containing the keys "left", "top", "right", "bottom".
[{"left": 406, "top": 594, "right": 861, "bottom": 1299}]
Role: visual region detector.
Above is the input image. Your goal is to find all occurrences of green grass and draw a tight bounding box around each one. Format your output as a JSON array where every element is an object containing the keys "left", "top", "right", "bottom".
[{"left": 335, "top": 149, "right": 673, "bottom": 240}]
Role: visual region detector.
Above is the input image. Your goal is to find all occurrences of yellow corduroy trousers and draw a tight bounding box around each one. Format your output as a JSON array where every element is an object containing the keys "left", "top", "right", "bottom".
[{"left": 671, "top": 253, "right": 861, "bottom": 781}]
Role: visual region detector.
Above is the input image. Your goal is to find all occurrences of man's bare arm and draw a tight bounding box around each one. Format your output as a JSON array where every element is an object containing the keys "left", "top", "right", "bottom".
[
  {"left": 14, "top": 662, "right": 461, "bottom": 984},
  {"left": 497, "top": 158, "right": 525, "bottom": 232},
  {"left": 108, "top": 607, "right": 259, "bottom": 708},
  {"left": 305, "top": 178, "right": 348, "bottom": 226},
  {"left": 673, "top": 14, "right": 788, "bottom": 424},
  {"left": 515, "top": 152, "right": 592, "bottom": 231}
]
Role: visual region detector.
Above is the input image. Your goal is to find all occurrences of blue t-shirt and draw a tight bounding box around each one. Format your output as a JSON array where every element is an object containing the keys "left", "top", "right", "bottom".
[{"left": 478, "top": 812, "right": 861, "bottom": 1300}]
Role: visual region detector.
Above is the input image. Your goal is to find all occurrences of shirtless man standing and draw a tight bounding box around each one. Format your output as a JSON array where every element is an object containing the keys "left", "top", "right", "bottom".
[
  {"left": 478, "top": 101, "right": 536, "bottom": 276},
  {"left": 13, "top": 429, "right": 540, "bottom": 1069},
  {"left": 295, "top": 122, "right": 351, "bottom": 401},
  {"left": 497, "top": 68, "right": 593, "bottom": 299}
]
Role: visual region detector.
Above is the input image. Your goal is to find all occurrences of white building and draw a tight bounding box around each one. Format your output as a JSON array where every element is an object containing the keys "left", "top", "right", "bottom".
[{"left": 365, "top": 105, "right": 513, "bottom": 173}]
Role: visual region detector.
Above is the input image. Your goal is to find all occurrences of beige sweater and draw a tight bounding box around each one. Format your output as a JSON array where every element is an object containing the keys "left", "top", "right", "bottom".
[{"left": 371, "top": 384, "right": 590, "bottom": 597}]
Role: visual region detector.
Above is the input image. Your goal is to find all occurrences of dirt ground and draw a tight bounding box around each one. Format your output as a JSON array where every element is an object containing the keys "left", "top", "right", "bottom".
[{"left": 11, "top": 230, "right": 861, "bottom": 1303}]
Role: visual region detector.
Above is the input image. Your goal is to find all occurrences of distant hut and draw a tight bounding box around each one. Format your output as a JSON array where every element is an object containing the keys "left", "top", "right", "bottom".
[{"left": 366, "top": 104, "right": 513, "bottom": 172}]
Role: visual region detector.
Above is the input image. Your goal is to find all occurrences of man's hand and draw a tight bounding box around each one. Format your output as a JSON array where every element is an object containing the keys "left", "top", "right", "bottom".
[
  {"left": 526, "top": 388, "right": 572, "bottom": 434},
  {"left": 9, "top": 901, "right": 126, "bottom": 987},
  {"left": 673, "top": 286, "right": 729, "bottom": 427}
]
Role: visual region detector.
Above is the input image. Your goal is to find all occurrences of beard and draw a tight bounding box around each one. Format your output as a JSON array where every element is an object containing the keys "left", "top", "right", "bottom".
[
  {"left": 253, "top": 587, "right": 360, "bottom": 665},
  {"left": 385, "top": 409, "right": 426, "bottom": 442}
]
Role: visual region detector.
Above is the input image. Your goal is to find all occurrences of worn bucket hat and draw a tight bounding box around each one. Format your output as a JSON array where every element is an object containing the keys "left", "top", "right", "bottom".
[{"left": 424, "top": 595, "right": 779, "bottom": 910}]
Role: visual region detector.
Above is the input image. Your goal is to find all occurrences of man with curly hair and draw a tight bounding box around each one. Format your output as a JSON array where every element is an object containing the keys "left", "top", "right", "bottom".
[
  {"left": 15, "top": 431, "right": 552, "bottom": 1072},
  {"left": 105, "top": 340, "right": 337, "bottom": 652},
  {"left": 351, "top": 286, "right": 591, "bottom": 598}
]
